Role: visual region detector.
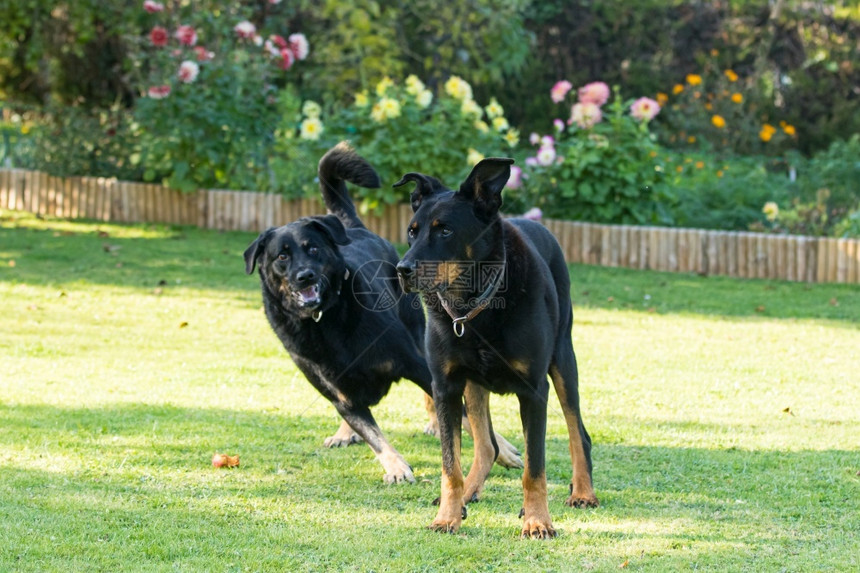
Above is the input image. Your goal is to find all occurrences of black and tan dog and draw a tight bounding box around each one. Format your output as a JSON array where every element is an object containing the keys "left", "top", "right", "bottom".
[
  {"left": 244, "top": 143, "right": 521, "bottom": 484},
  {"left": 395, "top": 158, "right": 599, "bottom": 537}
]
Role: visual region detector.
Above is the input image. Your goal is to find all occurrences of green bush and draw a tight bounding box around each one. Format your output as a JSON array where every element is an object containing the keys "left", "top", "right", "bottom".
[{"left": 508, "top": 82, "right": 672, "bottom": 225}]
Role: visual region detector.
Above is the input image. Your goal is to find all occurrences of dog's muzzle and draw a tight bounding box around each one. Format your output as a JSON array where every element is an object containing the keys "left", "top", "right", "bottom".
[{"left": 395, "top": 261, "right": 417, "bottom": 293}]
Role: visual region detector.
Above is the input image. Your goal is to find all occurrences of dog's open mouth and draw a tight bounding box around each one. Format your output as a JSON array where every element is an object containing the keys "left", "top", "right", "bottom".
[{"left": 293, "top": 283, "right": 322, "bottom": 307}]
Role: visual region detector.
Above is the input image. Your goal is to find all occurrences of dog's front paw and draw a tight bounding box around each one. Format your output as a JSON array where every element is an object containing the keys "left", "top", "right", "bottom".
[
  {"left": 323, "top": 422, "right": 363, "bottom": 448},
  {"left": 520, "top": 515, "right": 557, "bottom": 540},
  {"left": 428, "top": 507, "right": 465, "bottom": 534},
  {"left": 565, "top": 493, "right": 599, "bottom": 508},
  {"left": 379, "top": 452, "right": 415, "bottom": 484},
  {"left": 494, "top": 434, "right": 523, "bottom": 469},
  {"left": 424, "top": 420, "right": 439, "bottom": 437}
]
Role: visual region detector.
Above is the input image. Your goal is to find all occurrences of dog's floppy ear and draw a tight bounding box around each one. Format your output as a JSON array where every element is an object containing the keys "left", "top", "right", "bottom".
[
  {"left": 393, "top": 172, "right": 446, "bottom": 212},
  {"left": 306, "top": 214, "right": 351, "bottom": 246},
  {"left": 457, "top": 157, "right": 514, "bottom": 219},
  {"left": 244, "top": 227, "right": 276, "bottom": 274}
]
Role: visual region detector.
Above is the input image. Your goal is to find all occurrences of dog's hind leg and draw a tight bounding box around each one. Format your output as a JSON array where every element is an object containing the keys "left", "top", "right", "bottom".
[
  {"left": 332, "top": 403, "right": 415, "bottom": 484},
  {"left": 549, "top": 342, "right": 599, "bottom": 508}
]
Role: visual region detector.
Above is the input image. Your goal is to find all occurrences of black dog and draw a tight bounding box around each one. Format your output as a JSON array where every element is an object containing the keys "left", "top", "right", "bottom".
[
  {"left": 395, "top": 158, "right": 599, "bottom": 537},
  {"left": 244, "top": 143, "right": 520, "bottom": 484}
]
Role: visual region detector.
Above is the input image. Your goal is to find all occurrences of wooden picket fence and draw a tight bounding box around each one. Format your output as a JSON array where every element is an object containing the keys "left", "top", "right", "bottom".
[{"left": 1, "top": 167, "right": 858, "bottom": 284}]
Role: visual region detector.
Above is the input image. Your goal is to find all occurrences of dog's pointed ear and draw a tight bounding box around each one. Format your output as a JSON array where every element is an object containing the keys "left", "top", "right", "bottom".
[
  {"left": 307, "top": 214, "right": 350, "bottom": 246},
  {"left": 244, "top": 227, "right": 276, "bottom": 274},
  {"left": 393, "top": 172, "right": 446, "bottom": 212},
  {"left": 457, "top": 158, "right": 515, "bottom": 218}
]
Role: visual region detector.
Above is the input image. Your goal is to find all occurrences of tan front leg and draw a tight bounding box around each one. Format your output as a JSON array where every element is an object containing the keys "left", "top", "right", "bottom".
[{"left": 462, "top": 382, "right": 497, "bottom": 504}]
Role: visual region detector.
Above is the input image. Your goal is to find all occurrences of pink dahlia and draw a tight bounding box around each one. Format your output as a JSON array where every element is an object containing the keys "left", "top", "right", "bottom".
[
  {"left": 234, "top": 21, "right": 256, "bottom": 40},
  {"left": 550, "top": 80, "right": 573, "bottom": 103},
  {"left": 630, "top": 97, "right": 661, "bottom": 121},
  {"left": 175, "top": 25, "right": 197, "bottom": 47},
  {"left": 569, "top": 102, "right": 602, "bottom": 129},
  {"left": 553, "top": 118, "right": 565, "bottom": 133},
  {"left": 177, "top": 60, "right": 200, "bottom": 83},
  {"left": 288, "top": 33, "right": 309, "bottom": 60},
  {"left": 578, "top": 81, "right": 610, "bottom": 106},
  {"left": 143, "top": 1, "right": 164, "bottom": 13},
  {"left": 506, "top": 166, "right": 523, "bottom": 190},
  {"left": 149, "top": 26, "right": 168, "bottom": 47},
  {"left": 147, "top": 85, "right": 171, "bottom": 99}
]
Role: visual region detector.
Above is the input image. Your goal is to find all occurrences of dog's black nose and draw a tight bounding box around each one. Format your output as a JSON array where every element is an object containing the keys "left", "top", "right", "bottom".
[
  {"left": 296, "top": 268, "right": 317, "bottom": 284},
  {"left": 395, "top": 261, "right": 415, "bottom": 278}
]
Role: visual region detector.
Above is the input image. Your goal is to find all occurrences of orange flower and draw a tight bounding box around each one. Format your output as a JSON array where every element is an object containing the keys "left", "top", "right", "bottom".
[
  {"left": 649, "top": 150, "right": 658, "bottom": 158},
  {"left": 686, "top": 74, "right": 702, "bottom": 86},
  {"left": 672, "top": 84, "right": 684, "bottom": 95},
  {"left": 687, "top": 136, "right": 696, "bottom": 143},
  {"left": 695, "top": 161, "right": 705, "bottom": 169},
  {"left": 724, "top": 69, "right": 739, "bottom": 82},
  {"left": 716, "top": 170, "right": 724, "bottom": 177},
  {"left": 705, "top": 103, "right": 713, "bottom": 111},
  {"left": 656, "top": 92, "right": 669, "bottom": 106},
  {"left": 676, "top": 165, "right": 684, "bottom": 173},
  {"left": 759, "top": 129, "right": 773, "bottom": 142},
  {"left": 711, "top": 115, "right": 726, "bottom": 128},
  {"left": 731, "top": 93, "right": 743, "bottom": 104},
  {"left": 783, "top": 124, "right": 796, "bottom": 136},
  {"left": 710, "top": 49, "right": 720, "bottom": 57}
]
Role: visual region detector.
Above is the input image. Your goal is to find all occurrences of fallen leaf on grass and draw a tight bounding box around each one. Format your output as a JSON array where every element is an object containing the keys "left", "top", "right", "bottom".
[
  {"left": 619, "top": 559, "right": 629, "bottom": 568},
  {"left": 8, "top": 260, "right": 15, "bottom": 268},
  {"left": 179, "top": 321, "right": 188, "bottom": 328},
  {"left": 829, "top": 298, "right": 839, "bottom": 307},
  {"left": 755, "top": 305, "right": 765, "bottom": 313},
  {"left": 212, "top": 453, "right": 240, "bottom": 468},
  {"left": 782, "top": 407, "right": 794, "bottom": 416}
]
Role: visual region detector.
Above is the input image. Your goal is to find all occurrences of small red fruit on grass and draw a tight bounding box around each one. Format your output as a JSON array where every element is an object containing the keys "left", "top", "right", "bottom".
[{"left": 212, "top": 453, "right": 240, "bottom": 468}]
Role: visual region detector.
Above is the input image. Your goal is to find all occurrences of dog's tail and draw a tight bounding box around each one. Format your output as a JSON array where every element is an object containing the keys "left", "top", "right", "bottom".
[{"left": 318, "top": 141, "right": 380, "bottom": 229}]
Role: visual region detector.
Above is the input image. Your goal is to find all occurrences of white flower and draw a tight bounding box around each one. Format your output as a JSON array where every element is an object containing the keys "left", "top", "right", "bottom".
[
  {"left": 300, "top": 117, "right": 324, "bottom": 140},
  {"left": 234, "top": 21, "right": 256, "bottom": 39},
  {"left": 177, "top": 60, "right": 200, "bottom": 83}
]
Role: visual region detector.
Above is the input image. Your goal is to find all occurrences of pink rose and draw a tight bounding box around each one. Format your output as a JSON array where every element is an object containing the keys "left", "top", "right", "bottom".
[
  {"left": 177, "top": 60, "right": 200, "bottom": 83},
  {"left": 194, "top": 46, "right": 214, "bottom": 62},
  {"left": 279, "top": 48, "right": 295, "bottom": 70},
  {"left": 550, "top": 80, "right": 573, "bottom": 103},
  {"left": 143, "top": 1, "right": 164, "bottom": 13},
  {"left": 234, "top": 21, "right": 256, "bottom": 40},
  {"left": 630, "top": 97, "right": 661, "bottom": 122},
  {"left": 522, "top": 207, "right": 542, "bottom": 221},
  {"left": 578, "top": 82, "right": 610, "bottom": 106},
  {"left": 175, "top": 25, "right": 197, "bottom": 47},
  {"left": 147, "top": 85, "right": 171, "bottom": 99},
  {"left": 506, "top": 166, "right": 523, "bottom": 190},
  {"left": 149, "top": 26, "right": 168, "bottom": 48},
  {"left": 288, "top": 33, "right": 309, "bottom": 60}
]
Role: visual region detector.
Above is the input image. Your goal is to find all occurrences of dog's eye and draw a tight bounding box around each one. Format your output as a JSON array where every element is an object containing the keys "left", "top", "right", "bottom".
[
  {"left": 308, "top": 246, "right": 319, "bottom": 257},
  {"left": 440, "top": 227, "right": 453, "bottom": 238},
  {"left": 407, "top": 227, "right": 417, "bottom": 239},
  {"left": 277, "top": 253, "right": 288, "bottom": 261}
]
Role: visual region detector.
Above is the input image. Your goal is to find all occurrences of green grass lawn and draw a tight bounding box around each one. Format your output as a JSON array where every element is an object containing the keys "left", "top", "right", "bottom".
[{"left": 1, "top": 210, "right": 858, "bottom": 572}]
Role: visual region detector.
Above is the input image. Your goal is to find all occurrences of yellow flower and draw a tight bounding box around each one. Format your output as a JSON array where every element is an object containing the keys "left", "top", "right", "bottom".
[
  {"left": 724, "top": 69, "right": 739, "bottom": 82},
  {"left": 504, "top": 128, "right": 519, "bottom": 148},
  {"left": 466, "top": 148, "right": 484, "bottom": 166},
  {"left": 695, "top": 161, "right": 705, "bottom": 169},
  {"left": 302, "top": 100, "right": 322, "bottom": 118},
  {"left": 731, "top": 93, "right": 743, "bottom": 104},
  {"left": 444, "top": 76, "right": 473, "bottom": 101},
  {"left": 656, "top": 92, "right": 669, "bottom": 106},
  {"left": 354, "top": 91, "right": 369, "bottom": 108},
  {"left": 704, "top": 102, "right": 713, "bottom": 111},
  {"left": 474, "top": 120, "right": 489, "bottom": 132},
  {"left": 21, "top": 124, "right": 31, "bottom": 135},
  {"left": 375, "top": 76, "right": 394, "bottom": 97},
  {"left": 299, "top": 117, "right": 324, "bottom": 141},
  {"left": 716, "top": 170, "right": 724, "bottom": 177},
  {"left": 687, "top": 136, "right": 696, "bottom": 143},
  {"left": 759, "top": 129, "right": 773, "bottom": 142},
  {"left": 684, "top": 157, "right": 692, "bottom": 163},
  {"left": 711, "top": 115, "right": 726, "bottom": 128},
  {"left": 783, "top": 124, "right": 796, "bottom": 136},
  {"left": 672, "top": 84, "right": 684, "bottom": 95},
  {"left": 491, "top": 116, "right": 509, "bottom": 132},
  {"left": 416, "top": 89, "right": 433, "bottom": 109},
  {"left": 676, "top": 165, "right": 684, "bottom": 173},
  {"left": 762, "top": 201, "right": 779, "bottom": 222},
  {"left": 461, "top": 98, "right": 483, "bottom": 120},
  {"left": 405, "top": 74, "right": 424, "bottom": 96},
  {"left": 485, "top": 97, "right": 504, "bottom": 119},
  {"left": 686, "top": 74, "right": 702, "bottom": 86},
  {"left": 649, "top": 150, "right": 658, "bottom": 158},
  {"left": 379, "top": 97, "right": 401, "bottom": 119}
]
